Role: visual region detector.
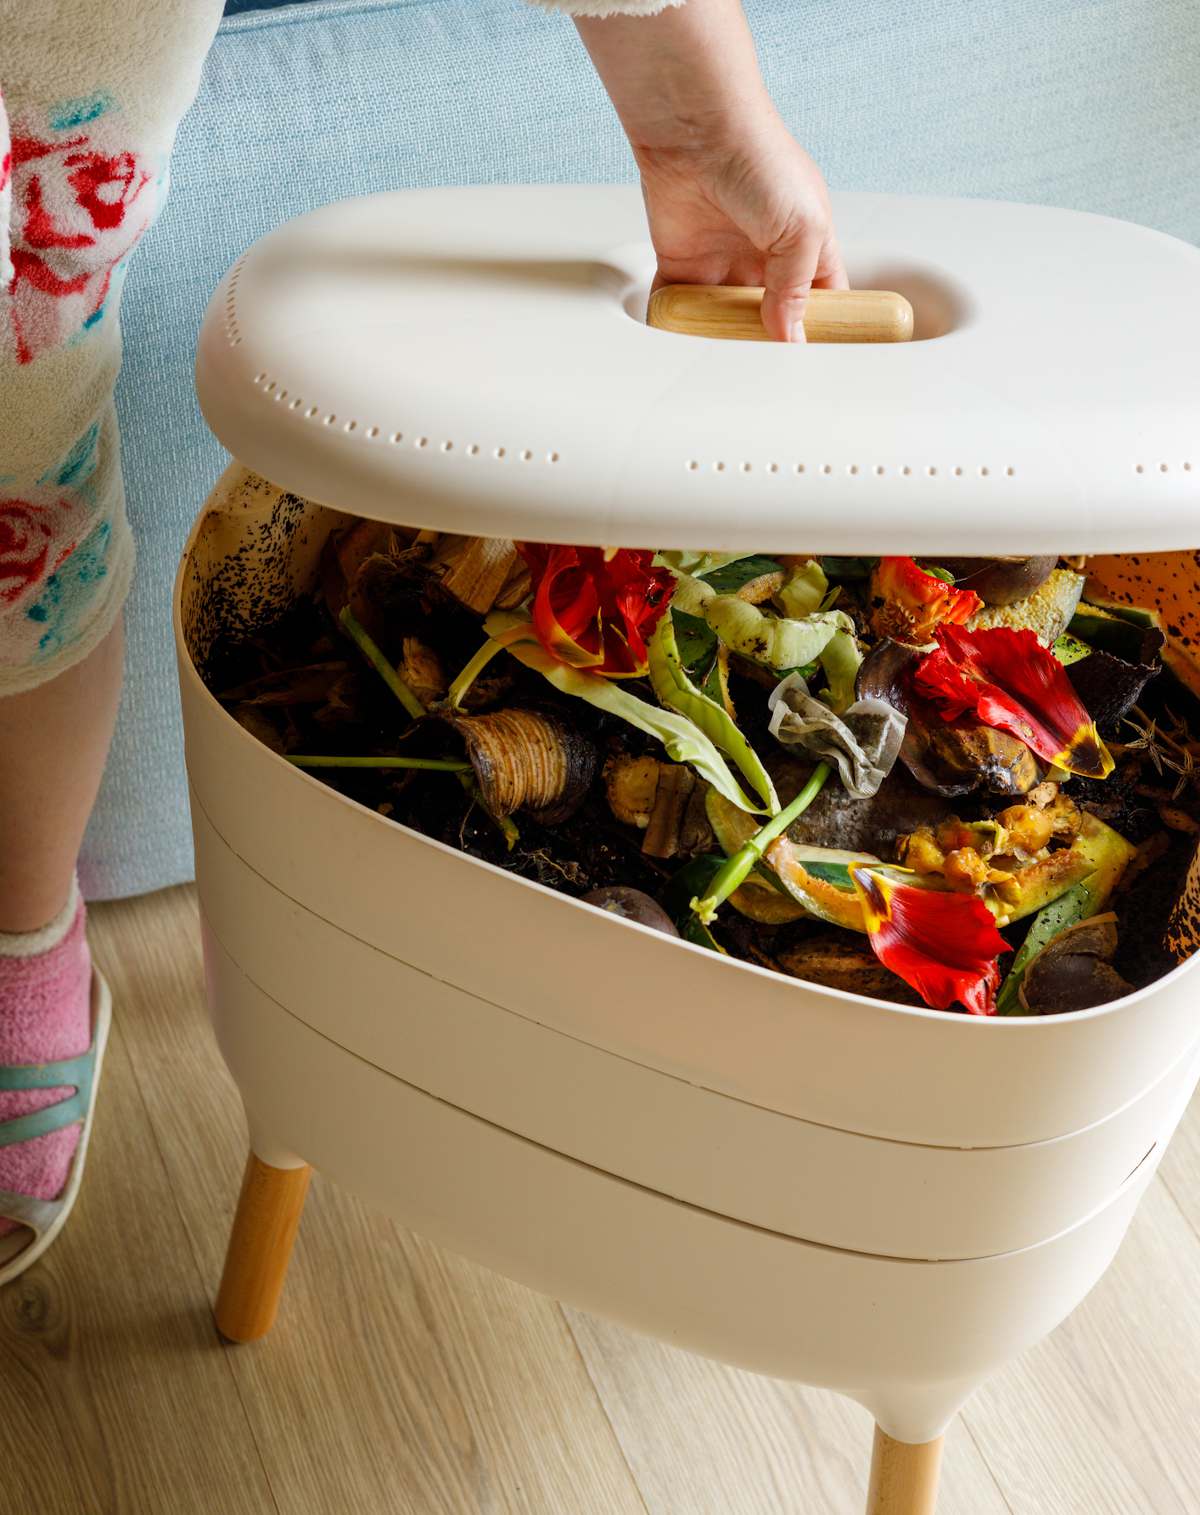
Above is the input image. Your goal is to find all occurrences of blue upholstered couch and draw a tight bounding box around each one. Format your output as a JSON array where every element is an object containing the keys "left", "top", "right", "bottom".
[{"left": 82, "top": 0, "right": 1200, "bottom": 899}]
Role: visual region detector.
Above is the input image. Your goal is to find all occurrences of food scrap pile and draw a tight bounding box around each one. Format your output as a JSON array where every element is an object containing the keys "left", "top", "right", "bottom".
[{"left": 208, "top": 524, "right": 1200, "bottom": 1016}]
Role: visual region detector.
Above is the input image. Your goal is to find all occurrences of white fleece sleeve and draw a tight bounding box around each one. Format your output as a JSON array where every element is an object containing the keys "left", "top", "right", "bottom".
[{"left": 524, "top": 0, "right": 685, "bottom": 16}]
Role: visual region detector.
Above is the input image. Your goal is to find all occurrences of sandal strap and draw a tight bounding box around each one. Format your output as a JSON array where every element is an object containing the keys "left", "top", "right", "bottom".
[
  {"left": 0, "top": 1041, "right": 97, "bottom": 1150},
  {"left": 0, "top": 1186, "right": 61, "bottom": 1239},
  {"left": 0, "top": 1047, "right": 95, "bottom": 1092}
]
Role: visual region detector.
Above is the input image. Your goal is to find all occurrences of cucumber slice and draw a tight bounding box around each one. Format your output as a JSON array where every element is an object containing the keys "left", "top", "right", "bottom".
[
  {"left": 997, "top": 818, "right": 1136, "bottom": 1013},
  {"left": 1053, "top": 633, "right": 1093, "bottom": 666},
  {"left": 704, "top": 790, "right": 878, "bottom": 930},
  {"left": 1069, "top": 604, "right": 1161, "bottom": 659},
  {"left": 992, "top": 812, "right": 1136, "bottom": 927}
]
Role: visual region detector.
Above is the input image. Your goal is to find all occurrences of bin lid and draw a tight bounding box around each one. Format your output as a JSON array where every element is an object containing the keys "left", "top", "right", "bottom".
[{"left": 196, "top": 184, "right": 1200, "bottom": 554}]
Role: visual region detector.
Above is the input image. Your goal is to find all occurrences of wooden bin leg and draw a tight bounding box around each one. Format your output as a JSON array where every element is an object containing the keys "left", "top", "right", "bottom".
[
  {"left": 866, "top": 1425, "right": 944, "bottom": 1515},
  {"left": 214, "top": 1152, "right": 312, "bottom": 1344}
]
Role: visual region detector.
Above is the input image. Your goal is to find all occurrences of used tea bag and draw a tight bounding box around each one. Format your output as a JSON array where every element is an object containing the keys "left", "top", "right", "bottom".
[{"left": 768, "top": 674, "right": 907, "bottom": 800}]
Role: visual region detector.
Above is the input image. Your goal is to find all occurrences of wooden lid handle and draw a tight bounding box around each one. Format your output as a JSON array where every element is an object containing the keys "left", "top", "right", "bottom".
[{"left": 646, "top": 284, "right": 914, "bottom": 343}]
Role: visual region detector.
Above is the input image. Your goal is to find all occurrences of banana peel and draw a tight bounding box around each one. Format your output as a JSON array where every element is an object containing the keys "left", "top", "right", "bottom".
[{"left": 706, "top": 788, "right": 1134, "bottom": 935}]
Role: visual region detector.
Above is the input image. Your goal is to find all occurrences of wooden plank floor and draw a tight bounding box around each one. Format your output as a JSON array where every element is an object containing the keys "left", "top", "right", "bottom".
[{"left": 1, "top": 885, "right": 1198, "bottom": 1515}]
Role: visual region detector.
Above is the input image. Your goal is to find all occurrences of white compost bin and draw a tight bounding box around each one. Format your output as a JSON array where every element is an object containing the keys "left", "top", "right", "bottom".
[{"left": 175, "top": 186, "right": 1200, "bottom": 1515}]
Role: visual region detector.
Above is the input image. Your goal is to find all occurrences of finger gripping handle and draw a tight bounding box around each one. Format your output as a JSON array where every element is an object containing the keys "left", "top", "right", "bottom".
[{"left": 647, "top": 285, "right": 914, "bottom": 343}]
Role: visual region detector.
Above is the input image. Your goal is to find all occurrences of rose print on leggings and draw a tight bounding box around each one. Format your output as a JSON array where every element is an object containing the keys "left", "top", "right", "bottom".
[
  {"left": 5, "top": 103, "right": 157, "bottom": 364},
  {"left": 0, "top": 425, "right": 100, "bottom": 610},
  {"left": 0, "top": 501, "right": 58, "bottom": 604}
]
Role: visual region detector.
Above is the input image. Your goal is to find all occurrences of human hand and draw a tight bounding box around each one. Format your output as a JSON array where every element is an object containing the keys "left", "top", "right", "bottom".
[
  {"left": 575, "top": 0, "right": 847, "bottom": 342},
  {"left": 634, "top": 117, "right": 847, "bottom": 343}
]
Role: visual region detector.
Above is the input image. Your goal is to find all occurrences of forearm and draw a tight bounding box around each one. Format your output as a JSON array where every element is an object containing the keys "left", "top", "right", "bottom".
[
  {"left": 574, "top": 0, "right": 774, "bottom": 159},
  {"left": 564, "top": 0, "right": 846, "bottom": 338}
]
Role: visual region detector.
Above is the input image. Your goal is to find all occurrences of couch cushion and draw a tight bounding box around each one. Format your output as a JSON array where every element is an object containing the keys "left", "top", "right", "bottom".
[
  {"left": 224, "top": 0, "right": 315, "bottom": 13},
  {"left": 85, "top": 0, "right": 1200, "bottom": 897}
]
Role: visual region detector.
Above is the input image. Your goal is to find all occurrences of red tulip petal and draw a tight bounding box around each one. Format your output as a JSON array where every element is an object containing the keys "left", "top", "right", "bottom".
[
  {"left": 913, "top": 625, "right": 1114, "bottom": 779},
  {"left": 874, "top": 557, "right": 983, "bottom": 643},
  {"left": 517, "top": 542, "right": 674, "bottom": 677},
  {"left": 850, "top": 865, "right": 1008, "bottom": 1015},
  {"left": 525, "top": 546, "right": 606, "bottom": 670}
]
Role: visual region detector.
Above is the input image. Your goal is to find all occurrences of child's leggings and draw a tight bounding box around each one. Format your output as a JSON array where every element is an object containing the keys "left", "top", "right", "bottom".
[
  {"left": 0, "top": 1, "right": 224, "bottom": 696},
  {"left": 0, "top": 0, "right": 670, "bottom": 698}
]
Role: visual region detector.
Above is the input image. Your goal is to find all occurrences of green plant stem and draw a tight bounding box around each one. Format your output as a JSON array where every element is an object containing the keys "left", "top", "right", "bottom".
[
  {"left": 339, "top": 607, "right": 520, "bottom": 850},
  {"left": 491, "top": 807, "right": 520, "bottom": 850},
  {"left": 448, "top": 636, "right": 508, "bottom": 709},
  {"left": 692, "top": 762, "right": 832, "bottom": 924},
  {"left": 339, "top": 606, "right": 425, "bottom": 719},
  {"left": 287, "top": 755, "right": 472, "bottom": 771}
]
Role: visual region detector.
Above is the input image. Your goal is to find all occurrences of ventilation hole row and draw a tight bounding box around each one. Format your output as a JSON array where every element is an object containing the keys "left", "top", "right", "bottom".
[
  {"left": 687, "top": 460, "right": 1016, "bottom": 478},
  {"left": 249, "top": 375, "right": 560, "bottom": 461},
  {"left": 1135, "top": 462, "right": 1193, "bottom": 474},
  {"left": 224, "top": 260, "right": 245, "bottom": 347}
]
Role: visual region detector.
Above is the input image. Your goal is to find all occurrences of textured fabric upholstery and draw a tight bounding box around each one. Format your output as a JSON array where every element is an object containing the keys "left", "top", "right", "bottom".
[{"left": 84, "top": 0, "right": 1200, "bottom": 896}]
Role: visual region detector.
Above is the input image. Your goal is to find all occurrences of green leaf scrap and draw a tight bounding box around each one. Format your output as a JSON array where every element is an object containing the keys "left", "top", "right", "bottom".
[{"left": 648, "top": 616, "right": 779, "bottom": 813}]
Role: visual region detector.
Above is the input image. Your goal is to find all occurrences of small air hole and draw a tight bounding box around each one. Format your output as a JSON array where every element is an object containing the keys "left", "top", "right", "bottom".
[
  {"left": 848, "top": 464, "right": 859, "bottom": 476},
  {"left": 1184, "top": 462, "right": 1193, "bottom": 472},
  {"left": 926, "top": 465, "right": 937, "bottom": 476},
  {"left": 307, "top": 406, "right": 319, "bottom": 419},
  {"left": 1005, "top": 466, "right": 1015, "bottom": 477},
  {"left": 255, "top": 372, "right": 266, "bottom": 383},
  {"left": 521, "top": 448, "right": 533, "bottom": 461},
  {"left": 741, "top": 461, "right": 752, "bottom": 473},
  {"left": 953, "top": 466, "right": 963, "bottom": 476},
  {"left": 290, "top": 398, "right": 302, "bottom": 410},
  {"left": 324, "top": 414, "right": 337, "bottom": 426},
  {"left": 795, "top": 463, "right": 806, "bottom": 475},
  {"left": 687, "top": 460, "right": 699, "bottom": 472},
  {"left": 367, "top": 426, "right": 379, "bottom": 439},
  {"left": 229, "top": 338, "right": 242, "bottom": 347},
  {"left": 1160, "top": 462, "right": 1169, "bottom": 473},
  {"left": 390, "top": 431, "right": 404, "bottom": 444},
  {"left": 416, "top": 436, "right": 429, "bottom": 448},
  {"left": 278, "top": 390, "right": 287, "bottom": 401},
  {"left": 874, "top": 465, "right": 885, "bottom": 476},
  {"left": 494, "top": 446, "right": 506, "bottom": 459},
  {"left": 714, "top": 461, "right": 726, "bottom": 472},
  {"left": 979, "top": 465, "right": 990, "bottom": 476},
  {"left": 468, "top": 443, "right": 480, "bottom": 456},
  {"left": 266, "top": 381, "right": 276, "bottom": 394},
  {"left": 547, "top": 450, "right": 560, "bottom": 463},
  {"left": 344, "top": 419, "right": 357, "bottom": 432},
  {"left": 768, "top": 462, "right": 779, "bottom": 474},
  {"left": 821, "top": 464, "right": 832, "bottom": 475},
  {"left": 902, "top": 466, "right": 912, "bottom": 476},
  {"left": 442, "top": 440, "right": 453, "bottom": 452},
  {"left": 1135, "top": 464, "right": 1145, "bottom": 474}
]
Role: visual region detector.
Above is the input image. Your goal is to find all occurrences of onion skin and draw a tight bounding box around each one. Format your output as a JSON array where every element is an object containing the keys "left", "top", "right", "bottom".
[{"left": 439, "top": 708, "right": 597, "bottom": 823}]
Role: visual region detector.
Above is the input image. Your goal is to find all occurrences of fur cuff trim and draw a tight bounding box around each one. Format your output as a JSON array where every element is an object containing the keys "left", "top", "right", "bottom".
[
  {"left": 525, "top": 0, "right": 685, "bottom": 17},
  {"left": 0, "top": 878, "right": 81, "bottom": 957}
]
